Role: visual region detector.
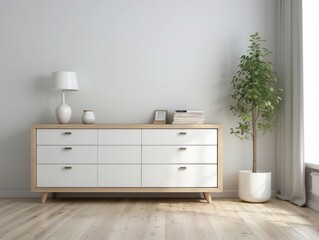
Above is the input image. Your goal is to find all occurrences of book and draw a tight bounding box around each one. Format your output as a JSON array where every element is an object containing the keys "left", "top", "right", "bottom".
[
  {"left": 172, "top": 110, "right": 205, "bottom": 124},
  {"left": 175, "top": 110, "right": 204, "bottom": 114}
]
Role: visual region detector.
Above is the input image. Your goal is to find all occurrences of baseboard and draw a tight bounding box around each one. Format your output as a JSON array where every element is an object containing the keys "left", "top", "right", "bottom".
[
  {"left": 212, "top": 190, "right": 238, "bottom": 198},
  {"left": 0, "top": 190, "right": 278, "bottom": 199},
  {"left": 307, "top": 200, "right": 319, "bottom": 212},
  {"left": 0, "top": 190, "right": 236, "bottom": 198},
  {"left": 0, "top": 190, "right": 40, "bottom": 198}
]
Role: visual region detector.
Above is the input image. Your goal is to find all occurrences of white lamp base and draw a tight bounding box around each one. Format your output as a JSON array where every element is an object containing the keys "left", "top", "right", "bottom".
[{"left": 55, "top": 103, "right": 72, "bottom": 124}]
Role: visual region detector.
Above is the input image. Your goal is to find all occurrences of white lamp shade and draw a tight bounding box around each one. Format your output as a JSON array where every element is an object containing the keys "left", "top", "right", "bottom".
[{"left": 52, "top": 71, "right": 79, "bottom": 91}]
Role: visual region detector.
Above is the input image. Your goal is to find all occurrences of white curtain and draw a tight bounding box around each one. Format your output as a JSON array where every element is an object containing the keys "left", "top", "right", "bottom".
[{"left": 276, "top": 0, "right": 306, "bottom": 206}]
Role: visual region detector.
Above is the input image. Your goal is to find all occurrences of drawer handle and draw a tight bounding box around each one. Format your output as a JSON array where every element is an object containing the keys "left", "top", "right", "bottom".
[
  {"left": 179, "top": 132, "right": 187, "bottom": 135},
  {"left": 64, "top": 147, "right": 72, "bottom": 150},
  {"left": 63, "top": 166, "right": 72, "bottom": 169},
  {"left": 179, "top": 147, "right": 187, "bottom": 151},
  {"left": 64, "top": 132, "right": 72, "bottom": 135},
  {"left": 179, "top": 166, "right": 187, "bottom": 171}
]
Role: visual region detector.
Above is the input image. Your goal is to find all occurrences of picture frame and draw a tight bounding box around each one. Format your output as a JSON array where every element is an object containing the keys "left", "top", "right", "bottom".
[{"left": 153, "top": 110, "right": 167, "bottom": 124}]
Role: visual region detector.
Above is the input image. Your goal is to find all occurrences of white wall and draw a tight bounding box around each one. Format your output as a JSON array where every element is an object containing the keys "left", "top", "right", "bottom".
[{"left": 0, "top": 0, "right": 277, "bottom": 196}]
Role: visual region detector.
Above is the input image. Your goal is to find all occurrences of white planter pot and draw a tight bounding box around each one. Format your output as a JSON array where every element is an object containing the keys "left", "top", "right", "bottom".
[{"left": 238, "top": 170, "right": 271, "bottom": 203}]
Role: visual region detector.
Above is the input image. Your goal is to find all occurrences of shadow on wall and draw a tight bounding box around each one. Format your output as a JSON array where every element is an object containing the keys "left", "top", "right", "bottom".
[
  {"left": 32, "top": 74, "right": 55, "bottom": 123},
  {"left": 0, "top": 74, "right": 55, "bottom": 191},
  {"left": 52, "top": 192, "right": 204, "bottom": 199},
  {"left": 0, "top": 129, "right": 31, "bottom": 190}
]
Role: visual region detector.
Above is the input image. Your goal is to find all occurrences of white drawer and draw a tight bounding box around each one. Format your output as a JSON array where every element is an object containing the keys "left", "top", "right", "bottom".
[
  {"left": 142, "top": 146, "right": 217, "bottom": 164},
  {"left": 98, "top": 129, "right": 141, "bottom": 145},
  {"left": 37, "top": 129, "right": 97, "bottom": 145},
  {"left": 98, "top": 146, "right": 141, "bottom": 164},
  {"left": 98, "top": 165, "right": 141, "bottom": 187},
  {"left": 37, "top": 146, "right": 97, "bottom": 164},
  {"left": 142, "top": 129, "right": 217, "bottom": 145},
  {"left": 37, "top": 165, "right": 97, "bottom": 187},
  {"left": 142, "top": 165, "right": 217, "bottom": 187}
]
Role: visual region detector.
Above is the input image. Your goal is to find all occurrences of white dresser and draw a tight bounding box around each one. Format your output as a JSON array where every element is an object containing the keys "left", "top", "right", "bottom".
[{"left": 31, "top": 124, "right": 222, "bottom": 203}]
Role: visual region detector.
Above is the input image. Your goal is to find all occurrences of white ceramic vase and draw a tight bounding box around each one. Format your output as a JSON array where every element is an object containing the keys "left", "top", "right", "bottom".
[
  {"left": 238, "top": 170, "right": 271, "bottom": 203},
  {"left": 81, "top": 110, "right": 95, "bottom": 124}
]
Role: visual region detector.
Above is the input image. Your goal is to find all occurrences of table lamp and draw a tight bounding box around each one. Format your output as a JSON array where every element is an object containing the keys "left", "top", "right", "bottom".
[{"left": 52, "top": 71, "right": 79, "bottom": 124}]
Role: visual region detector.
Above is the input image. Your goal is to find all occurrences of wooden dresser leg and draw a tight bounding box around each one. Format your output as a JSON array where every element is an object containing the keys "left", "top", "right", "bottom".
[
  {"left": 41, "top": 193, "right": 48, "bottom": 204},
  {"left": 203, "top": 192, "right": 212, "bottom": 203}
]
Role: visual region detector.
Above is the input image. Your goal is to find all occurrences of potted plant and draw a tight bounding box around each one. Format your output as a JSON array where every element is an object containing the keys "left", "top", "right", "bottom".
[{"left": 230, "top": 33, "right": 282, "bottom": 202}]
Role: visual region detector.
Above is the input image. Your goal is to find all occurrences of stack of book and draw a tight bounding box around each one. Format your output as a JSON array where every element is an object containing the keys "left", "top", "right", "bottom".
[{"left": 172, "top": 110, "right": 205, "bottom": 124}]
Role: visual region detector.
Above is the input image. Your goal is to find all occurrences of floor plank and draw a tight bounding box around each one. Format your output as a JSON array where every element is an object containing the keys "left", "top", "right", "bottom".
[{"left": 0, "top": 198, "right": 318, "bottom": 240}]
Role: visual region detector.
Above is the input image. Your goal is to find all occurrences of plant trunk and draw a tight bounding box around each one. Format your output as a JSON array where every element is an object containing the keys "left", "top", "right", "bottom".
[{"left": 252, "top": 102, "right": 257, "bottom": 173}]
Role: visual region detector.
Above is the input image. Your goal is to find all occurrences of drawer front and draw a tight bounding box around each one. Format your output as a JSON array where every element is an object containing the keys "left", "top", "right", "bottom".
[
  {"left": 142, "top": 129, "right": 217, "bottom": 145},
  {"left": 37, "top": 165, "right": 97, "bottom": 187},
  {"left": 98, "top": 129, "right": 141, "bottom": 145},
  {"left": 37, "top": 129, "right": 97, "bottom": 145},
  {"left": 98, "top": 165, "right": 141, "bottom": 187},
  {"left": 98, "top": 146, "right": 141, "bottom": 164},
  {"left": 142, "top": 146, "right": 217, "bottom": 164},
  {"left": 142, "top": 165, "right": 217, "bottom": 187},
  {"left": 37, "top": 146, "right": 97, "bottom": 164}
]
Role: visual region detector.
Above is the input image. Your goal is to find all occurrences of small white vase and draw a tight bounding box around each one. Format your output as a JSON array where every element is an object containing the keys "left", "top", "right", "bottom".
[
  {"left": 81, "top": 110, "right": 95, "bottom": 124},
  {"left": 238, "top": 170, "right": 271, "bottom": 203}
]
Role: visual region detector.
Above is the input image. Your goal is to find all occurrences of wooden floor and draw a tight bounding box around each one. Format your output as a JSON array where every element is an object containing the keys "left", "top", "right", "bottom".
[{"left": 0, "top": 198, "right": 319, "bottom": 240}]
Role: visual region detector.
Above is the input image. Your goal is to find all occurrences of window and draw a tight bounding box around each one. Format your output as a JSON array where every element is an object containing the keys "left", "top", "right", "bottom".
[{"left": 303, "top": 0, "right": 319, "bottom": 164}]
